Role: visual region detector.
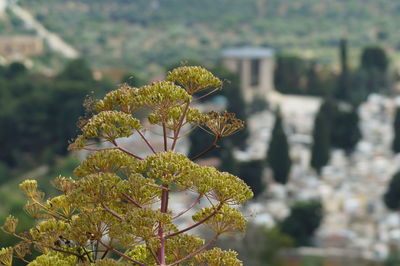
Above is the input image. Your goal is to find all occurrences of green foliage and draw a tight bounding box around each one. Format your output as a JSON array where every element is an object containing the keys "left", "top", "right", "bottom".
[
  {"left": 392, "top": 107, "right": 400, "bottom": 153},
  {"left": 361, "top": 46, "right": 389, "bottom": 73},
  {"left": 280, "top": 200, "right": 323, "bottom": 247},
  {"left": 0, "top": 60, "right": 107, "bottom": 169},
  {"left": 219, "top": 140, "right": 239, "bottom": 176},
  {"left": 312, "top": 99, "right": 361, "bottom": 155},
  {"left": 330, "top": 106, "right": 361, "bottom": 152},
  {"left": 267, "top": 110, "right": 292, "bottom": 184},
  {"left": 310, "top": 104, "right": 331, "bottom": 174},
  {"left": 384, "top": 172, "right": 400, "bottom": 210},
  {"left": 18, "top": 0, "right": 400, "bottom": 71},
  {"left": 274, "top": 55, "right": 308, "bottom": 95},
  {"left": 359, "top": 46, "right": 389, "bottom": 93},
  {"left": 238, "top": 160, "right": 265, "bottom": 198},
  {"left": 336, "top": 39, "right": 349, "bottom": 100},
  {"left": 2, "top": 66, "right": 252, "bottom": 265}
]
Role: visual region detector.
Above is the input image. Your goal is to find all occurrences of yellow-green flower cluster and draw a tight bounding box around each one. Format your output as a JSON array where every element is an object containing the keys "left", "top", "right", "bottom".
[
  {"left": 148, "top": 105, "right": 204, "bottom": 130},
  {"left": 29, "top": 219, "right": 70, "bottom": 247},
  {"left": 117, "top": 173, "right": 159, "bottom": 206},
  {"left": 20, "top": 180, "right": 43, "bottom": 200},
  {"left": 95, "top": 84, "right": 142, "bottom": 113},
  {"left": 144, "top": 152, "right": 198, "bottom": 187},
  {"left": 193, "top": 205, "right": 247, "bottom": 234},
  {"left": 140, "top": 81, "right": 191, "bottom": 108},
  {"left": 194, "top": 247, "right": 242, "bottom": 266},
  {"left": 28, "top": 251, "right": 77, "bottom": 266},
  {"left": 165, "top": 234, "right": 204, "bottom": 264},
  {"left": 0, "top": 247, "right": 13, "bottom": 266},
  {"left": 167, "top": 66, "right": 222, "bottom": 95},
  {"left": 193, "top": 167, "right": 253, "bottom": 204},
  {"left": 74, "top": 149, "right": 140, "bottom": 177}
]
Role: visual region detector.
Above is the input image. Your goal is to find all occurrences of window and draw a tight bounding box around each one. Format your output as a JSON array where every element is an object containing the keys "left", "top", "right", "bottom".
[{"left": 250, "top": 59, "right": 260, "bottom": 87}]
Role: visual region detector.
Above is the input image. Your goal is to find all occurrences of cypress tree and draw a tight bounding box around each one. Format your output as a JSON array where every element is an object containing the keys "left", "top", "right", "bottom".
[
  {"left": 384, "top": 172, "right": 400, "bottom": 210},
  {"left": 238, "top": 160, "right": 265, "bottom": 198},
  {"left": 310, "top": 108, "right": 331, "bottom": 174},
  {"left": 331, "top": 106, "right": 361, "bottom": 153},
  {"left": 267, "top": 110, "right": 291, "bottom": 184},
  {"left": 392, "top": 107, "right": 400, "bottom": 153},
  {"left": 336, "top": 38, "right": 349, "bottom": 100},
  {"left": 219, "top": 140, "right": 239, "bottom": 176}
]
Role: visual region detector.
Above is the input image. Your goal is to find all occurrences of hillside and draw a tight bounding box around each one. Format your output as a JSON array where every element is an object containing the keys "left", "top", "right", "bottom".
[{"left": 18, "top": 0, "right": 400, "bottom": 74}]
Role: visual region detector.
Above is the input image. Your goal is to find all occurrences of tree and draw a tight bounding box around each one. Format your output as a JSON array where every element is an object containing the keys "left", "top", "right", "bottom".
[
  {"left": 331, "top": 106, "right": 361, "bottom": 153},
  {"left": 384, "top": 172, "right": 400, "bottom": 210},
  {"left": 267, "top": 110, "right": 291, "bottom": 184},
  {"left": 238, "top": 160, "right": 265, "bottom": 198},
  {"left": 219, "top": 140, "right": 239, "bottom": 176},
  {"left": 310, "top": 107, "right": 331, "bottom": 174},
  {"left": 57, "top": 58, "right": 94, "bottom": 83},
  {"left": 274, "top": 54, "right": 308, "bottom": 95},
  {"left": 1, "top": 66, "right": 253, "bottom": 265},
  {"left": 360, "top": 46, "right": 389, "bottom": 93},
  {"left": 361, "top": 46, "right": 389, "bottom": 73},
  {"left": 336, "top": 38, "right": 349, "bottom": 100},
  {"left": 279, "top": 200, "right": 323, "bottom": 247},
  {"left": 392, "top": 107, "right": 400, "bottom": 153},
  {"left": 306, "top": 61, "right": 323, "bottom": 96}
]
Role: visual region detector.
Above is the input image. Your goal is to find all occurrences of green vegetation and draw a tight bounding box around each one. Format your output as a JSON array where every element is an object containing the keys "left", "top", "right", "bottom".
[
  {"left": 384, "top": 172, "right": 400, "bottom": 210},
  {"left": 0, "top": 59, "right": 109, "bottom": 170},
  {"left": 267, "top": 110, "right": 291, "bottom": 184},
  {"left": 310, "top": 103, "right": 331, "bottom": 174},
  {"left": 16, "top": 0, "right": 400, "bottom": 73},
  {"left": 280, "top": 200, "right": 323, "bottom": 247},
  {"left": 392, "top": 107, "right": 400, "bottom": 153}
]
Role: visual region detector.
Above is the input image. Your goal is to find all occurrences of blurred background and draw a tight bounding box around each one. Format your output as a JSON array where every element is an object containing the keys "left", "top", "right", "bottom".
[{"left": 2, "top": 0, "right": 400, "bottom": 265}]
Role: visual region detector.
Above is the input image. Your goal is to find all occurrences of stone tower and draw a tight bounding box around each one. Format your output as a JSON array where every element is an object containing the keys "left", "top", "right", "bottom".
[{"left": 222, "top": 47, "right": 275, "bottom": 104}]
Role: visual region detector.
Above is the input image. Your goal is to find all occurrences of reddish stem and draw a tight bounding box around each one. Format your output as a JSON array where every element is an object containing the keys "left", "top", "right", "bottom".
[
  {"left": 173, "top": 194, "right": 202, "bottom": 219},
  {"left": 136, "top": 129, "right": 157, "bottom": 154},
  {"left": 157, "top": 184, "right": 169, "bottom": 264},
  {"left": 121, "top": 193, "right": 143, "bottom": 209},
  {"left": 190, "top": 136, "right": 219, "bottom": 161},
  {"left": 171, "top": 101, "right": 190, "bottom": 151},
  {"left": 101, "top": 202, "right": 123, "bottom": 221}
]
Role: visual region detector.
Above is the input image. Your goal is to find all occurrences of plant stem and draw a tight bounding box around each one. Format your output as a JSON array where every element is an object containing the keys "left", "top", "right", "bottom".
[
  {"left": 121, "top": 193, "right": 143, "bottom": 209},
  {"left": 173, "top": 194, "right": 202, "bottom": 219},
  {"left": 190, "top": 136, "right": 219, "bottom": 161},
  {"left": 171, "top": 101, "right": 190, "bottom": 151},
  {"left": 136, "top": 129, "right": 157, "bottom": 154},
  {"left": 162, "top": 123, "right": 168, "bottom": 152},
  {"left": 158, "top": 184, "right": 169, "bottom": 265}
]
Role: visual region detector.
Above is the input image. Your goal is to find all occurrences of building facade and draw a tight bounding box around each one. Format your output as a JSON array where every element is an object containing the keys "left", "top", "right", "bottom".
[
  {"left": 0, "top": 35, "right": 44, "bottom": 60},
  {"left": 222, "top": 47, "right": 275, "bottom": 104}
]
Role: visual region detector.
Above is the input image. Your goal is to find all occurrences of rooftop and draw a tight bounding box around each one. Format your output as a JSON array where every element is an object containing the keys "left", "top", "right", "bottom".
[{"left": 221, "top": 46, "right": 275, "bottom": 59}]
